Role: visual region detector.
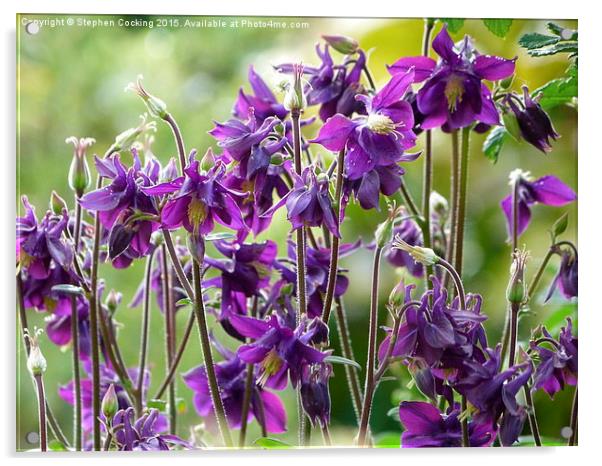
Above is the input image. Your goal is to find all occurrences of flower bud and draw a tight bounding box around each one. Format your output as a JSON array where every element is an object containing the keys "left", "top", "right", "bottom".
[
  {"left": 101, "top": 384, "right": 119, "bottom": 420},
  {"left": 25, "top": 328, "right": 47, "bottom": 377},
  {"left": 200, "top": 148, "right": 216, "bottom": 172},
  {"left": 506, "top": 248, "right": 529, "bottom": 305},
  {"left": 388, "top": 281, "right": 406, "bottom": 308},
  {"left": 125, "top": 75, "right": 168, "bottom": 119},
  {"left": 375, "top": 217, "right": 394, "bottom": 249},
  {"left": 114, "top": 114, "right": 157, "bottom": 152},
  {"left": 429, "top": 191, "right": 448, "bottom": 220},
  {"left": 187, "top": 232, "right": 206, "bottom": 265},
  {"left": 283, "top": 64, "right": 307, "bottom": 112},
  {"left": 300, "top": 363, "right": 332, "bottom": 427},
  {"left": 66, "top": 137, "right": 94, "bottom": 198},
  {"left": 322, "top": 34, "right": 359, "bottom": 55},
  {"left": 105, "top": 289, "right": 122, "bottom": 315},
  {"left": 49, "top": 191, "right": 68, "bottom": 215},
  {"left": 316, "top": 172, "right": 330, "bottom": 187},
  {"left": 306, "top": 318, "right": 329, "bottom": 345},
  {"left": 270, "top": 152, "right": 284, "bottom": 166},
  {"left": 392, "top": 236, "right": 439, "bottom": 266}
]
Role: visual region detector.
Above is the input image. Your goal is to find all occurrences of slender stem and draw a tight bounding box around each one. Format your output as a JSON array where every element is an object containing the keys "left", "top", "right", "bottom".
[
  {"left": 88, "top": 173, "right": 104, "bottom": 450},
  {"left": 512, "top": 177, "right": 519, "bottom": 252},
  {"left": 453, "top": 127, "right": 471, "bottom": 277},
  {"left": 73, "top": 198, "right": 83, "bottom": 253},
  {"left": 34, "top": 374, "right": 47, "bottom": 452},
  {"left": 295, "top": 228, "right": 308, "bottom": 320},
  {"left": 70, "top": 296, "right": 82, "bottom": 450},
  {"left": 443, "top": 130, "right": 460, "bottom": 290},
  {"left": 160, "top": 244, "right": 177, "bottom": 435},
  {"left": 461, "top": 395, "right": 469, "bottom": 447},
  {"left": 239, "top": 296, "right": 259, "bottom": 447},
  {"left": 162, "top": 228, "right": 194, "bottom": 297},
  {"left": 436, "top": 258, "right": 466, "bottom": 310},
  {"left": 362, "top": 65, "right": 376, "bottom": 91},
  {"left": 322, "top": 149, "right": 345, "bottom": 324},
  {"left": 103, "top": 431, "right": 113, "bottom": 451},
  {"left": 321, "top": 424, "right": 332, "bottom": 446},
  {"left": 192, "top": 257, "right": 233, "bottom": 447},
  {"left": 357, "top": 246, "right": 383, "bottom": 446},
  {"left": 523, "top": 384, "right": 542, "bottom": 446},
  {"left": 528, "top": 247, "right": 556, "bottom": 298},
  {"left": 569, "top": 387, "right": 578, "bottom": 446},
  {"left": 135, "top": 249, "right": 156, "bottom": 414},
  {"left": 399, "top": 179, "right": 421, "bottom": 218},
  {"left": 163, "top": 113, "right": 187, "bottom": 172},
  {"left": 499, "top": 306, "right": 512, "bottom": 365},
  {"left": 508, "top": 302, "right": 520, "bottom": 367}
]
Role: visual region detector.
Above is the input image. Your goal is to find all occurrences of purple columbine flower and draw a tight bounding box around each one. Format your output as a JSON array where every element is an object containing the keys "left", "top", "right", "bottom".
[
  {"left": 17, "top": 196, "right": 73, "bottom": 279},
  {"left": 229, "top": 312, "right": 328, "bottom": 390},
  {"left": 501, "top": 169, "right": 576, "bottom": 237},
  {"left": 531, "top": 319, "right": 577, "bottom": 398},
  {"left": 300, "top": 362, "right": 332, "bottom": 428},
  {"left": 275, "top": 239, "right": 360, "bottom": 318},
  {"left": 384, "top": 218, "right": 424, "bottom": 277},
  {"left": 388, "top": 26, "right": 516, "bottom": 130},
  {"left": 182, "top": 340, "right": 286, "bottom": 434},
  {"left": 141, "top": 155, "right": 247, "bottom": 236},
  {"left": 507, "top": 86, "right": 560, "bottom": 153},
  {"left": 545, "top": 248, "right": 578, "bottom": 301},
  {"left": 45, "top": 295, "right": 91, "bottom": 359},
  {"left": 79, "top": 151, "right": 161, "bottom": 267},
  {"left": 233, "top": 66, "right": 288, "bottom": 123},
  {"left": 111, "top": 408, "right": 191, "bottom": 451},
  {"left": 398, "top": 401, "right": 496, "bottom": 448},
  {"left": 312, "top": 70, "right": 418, "bottom": 180}
]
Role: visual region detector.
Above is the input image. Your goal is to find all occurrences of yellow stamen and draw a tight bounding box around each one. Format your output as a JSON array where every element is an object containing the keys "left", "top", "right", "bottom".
[
  {"left": 366, "top": 113, "right": 397, "bottom": 135},
  {"left": 187, "top": 197, "right": 208, "bottom": 235},
  {"left": 257, "top": 348, "right": 283, "bottom": 386},
  {"left": 444, "top": 74, "right": 465, "bottom": 112}
]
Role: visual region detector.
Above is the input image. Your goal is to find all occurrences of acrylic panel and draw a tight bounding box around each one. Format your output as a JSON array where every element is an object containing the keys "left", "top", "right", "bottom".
[{"left": 16, "top": 14, "right": 578, "bottom": 452}]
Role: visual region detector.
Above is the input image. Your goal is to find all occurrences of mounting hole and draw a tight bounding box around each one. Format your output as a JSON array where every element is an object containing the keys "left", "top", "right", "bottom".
[
  {"left": 25, "top": 22, "right": 40, "bottom": 35},
  {"left": 25, "top": 431, "right": 39, "bottom": 444}
]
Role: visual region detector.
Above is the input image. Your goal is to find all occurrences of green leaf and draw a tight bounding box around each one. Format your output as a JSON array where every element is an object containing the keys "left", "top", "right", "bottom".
[
  {"left": 502, "top": 111, "right": 522, "bottom": 141},
  {"left": 48, "top": 440, "right": 68, "bottom": 451},
  {"left": 518, "top": 33, "right": 559, "bottom": 50},
  {"left": 253, "top": 437, "right": 292, "bottom": 449},
  {"left": 533, "top": 76, "right": 577, "bottom": 109},
  {"left": 204, "top": 232, "right": 236, "bottom": 241},
  {"left": 323, "top": 354, "right": 362, "bottom": 370},
  {"left": 175, "top": 297, "right": 193, "bottom": 307},
  {"left": 440, "top": 18, "right": 464, "bottom": 33},
  {"left": 551, "top": 212, "right": 569, "bottom": 239},
  {"left": 547, "top": 22, "right": 577, "bottom": 40},
  {"left": 147, "top": 399, "right": 167, "bottom": 411},
  {"left": 528, "top": 41, "right": 578, "bottom": 57},
  {"left": 546, "top": 22, "right": 564, "bottom": 36},
  {"left": 483, "top": 126, "right": 507, "bottom": 163},
  {"left": 51, "top": 284, "right": 85, "bottom": 296},
  {"left": 483, "top": 19, "right": 513, "bottom": 38},
  {"left": 374, "top": 432, "right": 401, "bottom": 448},
  {"left": 543, "top": 304, "right": 577, "bottom": 334}
]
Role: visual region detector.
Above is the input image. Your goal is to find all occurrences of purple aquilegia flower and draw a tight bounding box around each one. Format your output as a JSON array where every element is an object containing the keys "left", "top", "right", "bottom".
[
  {"left": 312, "top": 70, "right": 418, "bottom": 180},
  {"left": 389, "top": 26, "right": 515, "bottom": 130},
  {"left": 384, "top": 218, "right": 424, "bottom": 277},
  {"left": 141, "top": 155, "right": 246, "bottom": 236},
  {"left": 264, "top": 166, "right": 340, "bottom": 237},
  {"left": 203, "top": 239, "right": 277, "bottom": 338},
  {"left": 79, "top": 151, "right": 161, "bottom": 267},
  {"left": 506, "top": 86, "right": 559, "bottom": 153},
  {"left": 545, "top": 248, "right": 578, "bottom": 301},
  {"left": 398, "top": 401, "right": 496, "bottom": 448},
  {"left": 300, "top": 362, "right": 332, "bottom": 428},
  {"left": 531, "top": 319, "right": 578, "bottom": 398},
  {"left": 233, "top": 66, "right": 288, "bottom": 123},
  {"left": 501, "top": 169, "right": 576, "bottom": 236},
  {"left": 182, "top": 341, "right": 286, "bottom": 433},
  {"left": 45, "top": 295, "right": 91, "bottom": 359},
  {"left": 229, "top": 312, "right": 328, "bottom": 389},
  {"left": 112, "top": 408, "right": 191, "bottom": 451},
  {"left": 17, "top": 196, "right": 73, "bottom": 279},
  {"left": 275, "top": 239, "right": 360, "bottom": 318}
]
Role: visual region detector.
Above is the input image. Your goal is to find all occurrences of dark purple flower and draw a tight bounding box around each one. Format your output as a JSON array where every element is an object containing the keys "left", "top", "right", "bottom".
[
  {"left": 312, "top": 70, "right": 418, "bottom": 180},
  {"left": 507, "top": 86, "right": 559, "bottom": 153},
  {"left": 233, "top": 66, "right": 288, "bottom": 123},
  {"left": 501, "top": 170, "right": 576, "bottom": 236},
  {"left": 389, "top": 26, "right": 515, "bottom": 130},
  {"left": 545, "top": 248, "right": 578, "bottom": 301},
  {"left": 45, "top": 295, "right": 91, "bottom": 359},
  {"left": 229, "top": 312, "right": 328, "bottom": 389},
  {"left": 141, "top": 156, "right": 247, "bottom": 236},
  {"left": 300, "top": 363, "right": 332, "bottom": 428},
  {"left": 531, "top": 319, "right": 577, "bottom": 398},
  {"left": 112, "top": 408, "right": 191, "bottom": 451},
  {"left": 182, "top": 342, "right": 286, "bottom": 434},
  {"left": 399, "top": 401, "right": 496, "bottom": 447},
  {"left": 384, "top": 218, "right": 424, "bottom": 277},
  {"left": 80, "top": 151, "right": 161, "bottom": 267}
]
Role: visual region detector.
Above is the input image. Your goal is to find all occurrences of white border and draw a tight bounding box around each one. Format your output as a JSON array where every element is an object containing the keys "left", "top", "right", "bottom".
[{"left": 2, "top": 1, "right": 599, "bottom": 465}]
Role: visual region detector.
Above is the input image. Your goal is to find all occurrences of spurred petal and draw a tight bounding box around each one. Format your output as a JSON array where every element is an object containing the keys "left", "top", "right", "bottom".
[
  {"left": 474, "top": 55, "right": 516, "bottom": 81},
  {"left": 388, "top": 56, "right": 436, "bottom": 82},
  {"left": 310, "top": 114, "right": 357, "bottom": 151}
]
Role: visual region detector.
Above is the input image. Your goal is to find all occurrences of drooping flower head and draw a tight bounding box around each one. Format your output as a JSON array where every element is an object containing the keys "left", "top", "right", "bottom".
[
  {"left": 300, "top": 362, "right": 332, "bottom": 428},
  {"left": 545, "top": 247, "right": 578, "bottom": 301},
  {"left": 233, "top": 66, "right": 288, "bottom": 124},
  {"left": 500, "top": 169, "right": 576, "bottom": 237},
  {"left": 384, "top": 218, "right": 424, "bottom": 277},
  {"left": 389, "top": 26, "right": 516, "bottom": 130}
]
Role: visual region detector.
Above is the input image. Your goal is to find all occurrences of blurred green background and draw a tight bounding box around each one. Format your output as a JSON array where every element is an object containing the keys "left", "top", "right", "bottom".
[{"left": 16, "top": 15, "right": 577, "bottom": 449}]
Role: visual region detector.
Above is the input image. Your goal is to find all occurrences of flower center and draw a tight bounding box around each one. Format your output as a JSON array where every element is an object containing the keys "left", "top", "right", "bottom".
[
  {"left": 444, "top": 74, "right": 465, "bottom": 112},
  {"left": 366, "top": 113, "right": 397, "bottom": 135},
  {"left": 258, "top": 348, "right": 283, "bottom": 386},
  {"left": 187, "top": 197, "right": 208, "bottom": 234}
]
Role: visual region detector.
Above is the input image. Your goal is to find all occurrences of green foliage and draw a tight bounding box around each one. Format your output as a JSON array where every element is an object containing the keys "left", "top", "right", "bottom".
[
  {"left": 483, "top": 126, "right": 508, "bottom": 163},
  {"left": 519, "top": 33, "right": 560, "bottom": 50},
  {"left": 254, "top": 437, "right": 292, "bottom": 449},
  {"left": 533, "top": 75, "right": 577, "bottom": 110},
  {"left": 519, "top": 22, "right": 578, "bottom": 58},
  {"left": 483, "top": 19, "right": 513, "bottom": 38},
  {"left": 440, "top": 18, "right": 464, "bottom": 33},
  {"left": 147, "top": 399, "right": 168, "bottom": 411},
  {"left": 374, "top": 432, "right": 401, "bottom": 448},
  {"left": 550, "top": 212, "right": 569, "bottom": 242},
  {"left": 323, "top": 354, "right": 362, "bottom": 370},
  {"left": 543, "top": 304, "right": 577, "bottom": 334}
]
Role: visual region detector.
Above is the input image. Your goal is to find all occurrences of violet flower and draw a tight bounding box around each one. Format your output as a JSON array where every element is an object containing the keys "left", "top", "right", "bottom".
[
  {"left": 229, "top": 312, "right": 328, "bottom": 389},
  {"left": 545, "top": 249, "right": 578, "bottom": 301},
  {"left": 300, "top": 362, "right": 332, "bottom": 428},
  {"left": 182, "top": 341, "right": 286, "bottom": 433},
  {"left": 501, "top": 170, "right": 576, "bottom": 236},
  {"left": 45, "top": 295, "right": 91, "bottom": 359},
  {"left": 312, "top": 70, "right": 418, "bottom": 180},
  {"left": 141, "top": 155, "right": 247, "bottom": 236},
  {"left": 399, "top": 401, "right": 496, "bottom": 447},
  {"left": 389, "top": 26, "right": 516, "bottom": 130},
  {"left": 384, "top": 218, "right": 424, "bottom": 277},
  {"left": 233, "top": 66, "right": 288, "bottom": 124}
]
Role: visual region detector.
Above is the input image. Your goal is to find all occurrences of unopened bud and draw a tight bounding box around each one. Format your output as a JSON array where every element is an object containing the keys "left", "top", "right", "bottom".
[
  {"left": 25, "top": 328, "right": 47, "bottom": 376},
  {"left": 200, "top": 148, "right": 216, "bottom": 172},
  {"left": 283, "top": 64, "right": 307, "bottom": 112},
  {"left": 429, "top": 191, "right": 448, "bottom": 219},
  {"left": 106, "top": 289, "right": 122, "bottom": 314},
  {"left": 101, "top": 384, "right": 119, "bottom": 420},
  {"left": 187, "top": 232, "right": 206, "bottom": 265},
  {"left": 393, "top": 236, "right": 438, "bottom": 266},
  {"left": 322, "top": 34, "right": 359, "bottom": 55},
  {"left": 388, "top": 281, "right": 406, "bottom": 308},
  {"left": 125, "top": 75, "right": 168, "bottom": 119},
  {"left": 270, "top": 152, "right": 284, "bottom": 166},
  {"left": 49, "top": 191, "right": 68, "bottom": 215},
  {"left": 506, "top": 248, "right": 529, "bottom": 305},
  {"left": 66, "top": 137, "right": 94, "bottom": 198},
  {"left": 114, "top": 114, "right": 157, "bottom": 152}
]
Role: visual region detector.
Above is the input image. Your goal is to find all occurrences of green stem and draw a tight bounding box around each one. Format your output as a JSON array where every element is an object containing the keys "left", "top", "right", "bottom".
[
  {"left": 163, "top": 113, "right": 187, "bottom": 173},
  {"left": 453, "top": 127, "right": 471, "bottom": 277},
  {"left": 322, "top": 149, "right": 345, "bottom": 324},
  {"left": 357, "top": 246, "right": 383, "bottom": 447},
  {"left": 321, "top": 424, "right": 332, "bottom": 446},
  {"left": 399, "top": 179, "right": 421, "bottom": 218},
  {"left": 239, "top": 296, "right": 260, "bottom": 447},
  {"left": 136, "top": 248, "right": 156, "bottom": 414},
  {"left": 70, "top": 296, "right": 82, "bottom": 450},
  {"left": 523, "top": 383, "right": 542, "bottom": 446},
  {"left": 508, "top": 302, "right": 520, "bottom": 367},
  {"left": 73, "top": 197, "right": 83, "bottom": 253},
  {"left": 512, "top": 176, "right": 520, "bottom": 252},
  {"left": 34, "top": 374, "right": 47, "bottom": 452},
  {"left": 569, "top": 387, "right": 578, "bottom": 446},
  {"left": 443, "top": 130, "right": 460, "bottom": 291},
  {"left": 192, "top": 256, "right": 233, "bottom": 447},
  {"left": 160, "top": 244, "right": 177, "bottom": 435},
  {"left": 528, "top": 247, "right": 556, "bottom": 298}
]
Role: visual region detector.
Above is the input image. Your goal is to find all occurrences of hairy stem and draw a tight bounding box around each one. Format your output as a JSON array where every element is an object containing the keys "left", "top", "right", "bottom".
[
  {"left": 508, "top": 302, "right": 520, "bottom": 367},
  {"left": 160, "top": 244, "right": 177, "bottom": 435},
  {"left": 239, "top": 296, "right": 260, "bottom": 447},
  {"left": 399, "top": 179, "right": 421, "bottom": 218},
  {"left": 163, "top": 113, "right": 187, "bottom": 173},
  {"left": 512, "top": 176, "right": 520, "bottom": 252},
  {"left": 523, "top": 383, "right": 542, "bottom": 446},
  {"left": 443, "top": 130, "right": 460, "bottom": 290},
  {"left": 453, "top": 127, "right": 471, "bottom": 277},
  {"left": 34, "top": 374, "right": 47, "bottom": 452},
  {"left": 527, "top": 247, "right": 556, "bottom": 298},
  {"left": 70, "top": 296, "right": 82, "bottom": 450},
  {"left": 136, "top": 248, "right": 156, "bottom": 414},
  {"left": 569, "top": 387, "right": 578, "bottom": 446}
]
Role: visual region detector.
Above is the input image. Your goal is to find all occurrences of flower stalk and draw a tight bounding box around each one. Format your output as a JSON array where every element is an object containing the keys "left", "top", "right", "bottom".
[{"left": 70, "top": 295, "right": 82, "bottom": 450}]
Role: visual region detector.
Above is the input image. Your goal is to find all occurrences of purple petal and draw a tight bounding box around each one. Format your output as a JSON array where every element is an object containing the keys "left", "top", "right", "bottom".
[
  {"left": 387, "top": 56, "right": 436, "bottom": 82},
  {"left": 531, "top": 176, "right": 577, "bottom": 206},
  {"left": 474, "top": 55, "right": 516, "bottom": 81},
  {"left": 310, "top": 114, "right": 357, "bottom": 151}
]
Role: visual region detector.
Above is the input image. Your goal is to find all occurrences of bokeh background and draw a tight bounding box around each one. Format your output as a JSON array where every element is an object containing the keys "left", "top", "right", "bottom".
[{"left": 16, "top": 15, "right": 577, "bottom": 449}]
